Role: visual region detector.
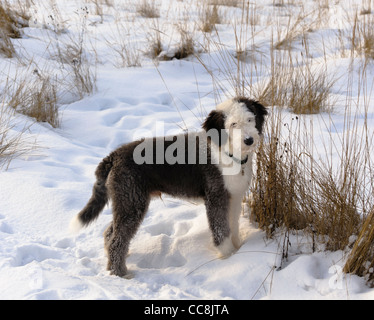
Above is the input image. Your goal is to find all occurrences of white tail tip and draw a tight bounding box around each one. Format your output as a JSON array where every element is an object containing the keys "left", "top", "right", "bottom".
[{"left": 69, "top": 215, "right": 84, "bottom": 234}]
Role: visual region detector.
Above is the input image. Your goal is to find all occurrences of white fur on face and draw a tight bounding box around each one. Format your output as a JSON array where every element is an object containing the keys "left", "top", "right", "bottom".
[{"left": 216, "top": 99, "right": 260, "bottom": 158}]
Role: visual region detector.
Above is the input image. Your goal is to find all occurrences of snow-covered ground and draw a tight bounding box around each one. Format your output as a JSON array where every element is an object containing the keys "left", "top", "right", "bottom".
[{"left": 1, "top": 0, "right": 374, "bottom": 299}]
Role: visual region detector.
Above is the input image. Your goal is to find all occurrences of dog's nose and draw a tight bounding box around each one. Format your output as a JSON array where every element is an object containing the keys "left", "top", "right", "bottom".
[{"left": 244, "top": 137, "right": 254, "bottom": 146}]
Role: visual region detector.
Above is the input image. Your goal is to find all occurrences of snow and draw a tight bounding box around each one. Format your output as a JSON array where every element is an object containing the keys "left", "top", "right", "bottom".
[{"left": 1, "top": 0, "right": 374, "bottom": 300}]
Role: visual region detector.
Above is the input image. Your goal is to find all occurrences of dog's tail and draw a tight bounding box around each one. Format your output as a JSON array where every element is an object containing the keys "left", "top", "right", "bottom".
[{"left": 69, "top": 155, "right": 113, "bottom": 233}]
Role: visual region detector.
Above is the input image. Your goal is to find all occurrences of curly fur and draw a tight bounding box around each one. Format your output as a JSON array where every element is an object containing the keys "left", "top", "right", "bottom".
[{"left": 71, "top": 97, "right": 267, "bottom": 277}]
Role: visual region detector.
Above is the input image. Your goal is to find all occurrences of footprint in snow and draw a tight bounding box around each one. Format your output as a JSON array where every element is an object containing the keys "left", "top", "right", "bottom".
[
  {"left": 135, "top": 234, "right": 187, "bottom": 269},
  {"left": 11, "top": 244, "right": 62, "bottom": 267},
  {"left": 54, "top": 237, "right": 74, "bottom": 249},
  {"left": 101, "top": 109, "right": 127, "bottom": 127},
  {"left": 145, "top": 220, "right": 175, "bottom": 237},
  {"left": 117, "top": 96, "right": 139, "bottom": 106},
  {"left": 145, "top": 220, "right": 193, "bottom": 238},
  {"left": 0, "top": 221, "right": 13, "bottom": 234}
]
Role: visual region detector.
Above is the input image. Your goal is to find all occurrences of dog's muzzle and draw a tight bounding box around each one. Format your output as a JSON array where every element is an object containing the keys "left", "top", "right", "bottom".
[{"left": 244, "top": 137, "right": 254, "bottom": 146}]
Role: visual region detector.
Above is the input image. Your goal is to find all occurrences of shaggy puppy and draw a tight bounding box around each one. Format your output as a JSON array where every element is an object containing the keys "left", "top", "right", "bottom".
[{"left": 70, "top": 97, "right": 267, "bottom": 277}]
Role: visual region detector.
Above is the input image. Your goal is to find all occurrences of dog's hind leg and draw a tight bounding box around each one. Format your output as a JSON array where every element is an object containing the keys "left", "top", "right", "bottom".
[
  {"left": 106, "top": 176, "right": 150, "bottom": 277},
  {"left": 103, "top": 222, "right": 113, "bottom": 255}
]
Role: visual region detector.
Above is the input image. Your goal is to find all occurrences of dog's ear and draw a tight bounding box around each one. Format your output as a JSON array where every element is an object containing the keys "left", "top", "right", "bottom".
[
  {"left": 236, "top": 97, "right": 268, "bottom": 135},
  {"left": 251, "top": 101, "right": 268, "bottom": 135},
  {"left": 202, "top": 110, "right": 228, "bottom": 146},
  {"left": 202, "top": 110, "right": 225, "bottom": 132},
  {"left": 252, "top": 100, "right": 268, "bottom": 117},
  {"left": 236, "top": 97, "right": 268, "bottom": 116}
]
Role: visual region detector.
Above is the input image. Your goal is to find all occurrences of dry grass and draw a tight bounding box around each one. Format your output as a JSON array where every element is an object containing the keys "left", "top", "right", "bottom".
[
  {"left": 136, "top": 0, "right": 160, "bottom": 19},
  {"left": 209, "top": 0, "right": 239, "bottom": 7},
  {"left": 89, "top": 0, "right": 114, "bottom": 22},
  {"left": 50, "top": 6, "right": 96, "bottom": 97},
  {"left": 348, "top": 11, "right": 374, "bottom": 60},
  {"left": 105, "top": 21, "right": 142, "bottom": 68},
  {"left": 250, "top": 105, "right": 370, "bottom": 254},
  {"left": 250, "top": 112, "right": 308, "bottom": 239},
  {"left": 0, "top": 2, "right": 97, "bottom": 133},
  {"left": 158, "top": 24, "right": 196, "bottom": 61},
  {"left": 198, "top": 4, "right": 335, "bottom": 115},
  {"left": 0, "top": 0, "right": 29, "bottom": 58},
  {"left": 274, "top": 13, "right": 309, "bottom": 51},
  {"left": 5, "top": 67, "right": 60, "bottom": 128},
  {"left": 0, "top": 103, "right": 33, "bottom": 170},
  {"left": 359, "top": 14, "right": 374, "bottom": 60},
  {"left": 147, "top": 32, "right": 163, "bottom": 60},
  {"left": 174, "top": 27, "right": 195, "bottom": 60},
  {"left": 250, "top": 57, "right": 373, "bottom": 265},
  {"left": 199, "top": 3, "right": 221, "bottom": 33},
  {"left": 344, "top": 208, "right": 374, "bottom": 287},
  {"left": 0, "top": 29, "right": 15, "bottom": 58},
  {"left": 247, "top": 37, "right": 337, "bottom": 114},
  {"left": 258, "top": 62, "right": 336, "bottom": 114},
  {"left": 0, "top": 1, "right": 28, "bottom": 39},
  {"left": 145, "top": 20, "right": 163, "bottom": 60}
]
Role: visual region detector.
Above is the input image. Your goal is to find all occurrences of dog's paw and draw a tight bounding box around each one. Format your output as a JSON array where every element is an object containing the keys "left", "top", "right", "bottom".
[
  {"left": 109, "top": 269, "right": 133, "bottom": 279},
  {"left": 216, "top": 237, "right": 237, "bottom": 259},
  {"left": 232, "top": 234, "right": 241, "bottom": 250},
  {"left": 122, "top": 270, "right": 135, "bottom": 280},
  {"left": 108, "top": 264, "right": 129, "bottom": 278}
]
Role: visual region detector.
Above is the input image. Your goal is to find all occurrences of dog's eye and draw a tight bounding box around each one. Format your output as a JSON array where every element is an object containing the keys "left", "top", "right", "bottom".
[
  {"left": 248, "top": 119, "right": 251, "bottom": 123},
  {"left": 231, "top": 122, "right": 237, "bottom": 128}
]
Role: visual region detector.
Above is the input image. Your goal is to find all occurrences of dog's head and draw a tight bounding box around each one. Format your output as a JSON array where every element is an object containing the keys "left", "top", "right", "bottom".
[{"left": 202, "top": 97, "right": 267, "bottom": 156}]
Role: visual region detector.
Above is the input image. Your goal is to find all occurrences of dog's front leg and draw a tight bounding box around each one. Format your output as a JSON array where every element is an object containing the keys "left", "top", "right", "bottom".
[
  {"left": 229, "top": 195, "right": 243, "bottom": 249},
  {"left": 204, "top": 192, "right": 236, "bottom": 258},
  {"left": 216, "top": 236, "right": 237, "bottom": 258}
]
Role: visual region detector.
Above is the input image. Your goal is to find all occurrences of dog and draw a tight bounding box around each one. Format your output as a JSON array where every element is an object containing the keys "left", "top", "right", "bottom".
[{"left": 70, "top": 97, "right": 267, "bottom": 277}]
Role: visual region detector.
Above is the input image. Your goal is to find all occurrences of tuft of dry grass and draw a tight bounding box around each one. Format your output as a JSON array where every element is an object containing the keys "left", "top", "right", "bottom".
[
  {"left": 0, "top": 102, "right": 34, "bottom": 170},
  {"left": 349, "top": 11, "right": 374, "bottom": 60},
  {"left": 253, "top": 51, "right": 336, "bottom": 114},
  {"left": 250, "top": 104, "right": 369, "bottom": 253},
  {"left": 199, "top": 4, "right": 221, "bottom": 33},
  {"left": 250, "top": 111, "right": 308, "bottom": 239},
  {"left": 145, "top": 20, "right": 163, "bottom": 60},
  {"left": 70, "top": 56, "right": 97, "bottom": 98},
  {"left": 50, "top": 6, "right": 96, "bottom": 98},
  {"left": 344, "top": 208, "right": 374, "bottom": 287},
  {"left": 147, "top": 32, "right": 163, "bottom": 60},
  {"left": 136, "top": 0, "right": 160, "bottom": 19},
  {"left": 174, "top": 27, "right": 195, "bottom": 60},
  {"left": 209, "top": 0, "right": 239, "bottom": 7},
  {"left": 249, "top": 56, "right": 373, "bottom": 258},
  {"left": 288, "top": 70, "right": 334, "bottom": 114},
  {"left": 105, "top": 21, "right": 142, "bottom": 68},
  {"left": 5, "top": 68, "right": 60, "bottom": 128},
  {"left": 0, "top": 0, "right": 29, "bottom": 58},
  {"left": 0, "top": 1, "right": 28, "bottom": 39},
  {"left": 360, "top": 15, "right": 374, "bottom": 60},
  {"left": 0, "top": 29, "right": 15, "bottom": 58},
  {"left": 274, "top": 15, "right": 307, "bottom": 51},
  {"left": 159, "top": 24, "right": 196, "bottom": 61}
]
